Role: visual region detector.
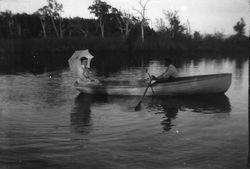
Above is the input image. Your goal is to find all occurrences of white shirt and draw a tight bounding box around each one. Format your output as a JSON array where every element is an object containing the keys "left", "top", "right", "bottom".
[
  {"left": 76, "top": 65, "right": 100, "bottom": 84},
  {"left": 158, "top": 64, "right": 178, "bottom": 79}
]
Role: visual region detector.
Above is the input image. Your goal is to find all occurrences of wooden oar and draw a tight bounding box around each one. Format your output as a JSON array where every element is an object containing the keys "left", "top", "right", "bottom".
[
  {"left": 146, "top": 70, "right": 156, "bottom": 96},
  {"left": 134, "top": 78, "right": 153, "bottom": 111}
]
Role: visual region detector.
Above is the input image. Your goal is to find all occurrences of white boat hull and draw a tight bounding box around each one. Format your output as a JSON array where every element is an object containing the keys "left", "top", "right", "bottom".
[{"left": 74, "top": 73, "right": 232, "bottom": 96}]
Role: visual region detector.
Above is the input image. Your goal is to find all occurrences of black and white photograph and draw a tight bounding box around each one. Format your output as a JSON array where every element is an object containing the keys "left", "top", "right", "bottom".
[{"left": 0, "top": 0, "right": 249, "bottom": 168}]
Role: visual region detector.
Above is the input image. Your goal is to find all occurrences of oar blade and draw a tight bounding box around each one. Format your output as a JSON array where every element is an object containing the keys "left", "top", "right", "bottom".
[{"left": 134, "top": 101, "right": 142, "bottom": 111}]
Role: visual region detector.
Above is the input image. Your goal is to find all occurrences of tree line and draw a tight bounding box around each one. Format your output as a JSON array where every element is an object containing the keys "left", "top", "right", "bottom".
[{"left": 0, "top": 0, "right": 247, "bottom": 41}]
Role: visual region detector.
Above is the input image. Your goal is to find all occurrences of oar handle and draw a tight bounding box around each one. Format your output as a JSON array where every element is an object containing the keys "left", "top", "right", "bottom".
[
  {"left": 145, "top": 69, "right": 156, "bottom": 95},
  {"left": 145, "top": 69, "right": 151, "bottom": 78}
]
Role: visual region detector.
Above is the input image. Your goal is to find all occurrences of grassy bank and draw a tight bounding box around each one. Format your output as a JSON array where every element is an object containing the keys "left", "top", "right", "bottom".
[
  {"left": 0, "top": 36, "right": 248, "bottom": 56},
  {"left": 0, "top": 37, "right": 126, "bottom": 54}
]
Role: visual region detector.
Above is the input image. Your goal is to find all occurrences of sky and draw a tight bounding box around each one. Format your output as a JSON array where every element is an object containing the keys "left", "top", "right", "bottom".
[{"left": 0, "top": 0, "right": 249, "bottom": 36}]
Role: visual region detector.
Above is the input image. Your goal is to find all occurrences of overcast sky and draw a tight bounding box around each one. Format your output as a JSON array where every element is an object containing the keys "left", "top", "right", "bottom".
[{"left": 0, "top": 0, "right": 249, "bottom": 35}]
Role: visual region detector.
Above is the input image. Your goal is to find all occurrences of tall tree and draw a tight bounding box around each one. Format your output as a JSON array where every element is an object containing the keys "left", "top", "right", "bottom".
[
  {"left": 35, "top": 6, "right": 49, "bottom": 38},
  {"left": 193, "top": 31, "right": 202, "bottom": 41},
  {"left": 214, "top": 31, "right": 224, "bottom": 40},
  {"left": 67, "top": 17, "right": 90, "bottom": 37},
  {"left": 88, "top": 0, "right": 112, "bottom": 38},
  {"left": 155, "top": 18, "right": 166, "bottom": 33},
  {"left": 233, "top": 18, "right": 246, "bottom": 36},
  {"left": 46, "top": 0, "right": 63, "bottom": 38},
  {"left": 185, "top": 19, "right": 191, "bottom": 37},
  {"left": 58, "top": 17, "right": 70, "bottom": 38},
  {"left": 109, "top": 7, "right": 123, "bottom": 35},
  {"left": 164, "top": 10, "right": 185, "bottom": 39},
  {"left": 118, "top": 10, "right": 138, "bottom": 38},
  {"left": 133, "top": 0, "right": 150, "bottom": 43},
  {"left": 0, "top": 10, "right": 14, "bottom": 38}
]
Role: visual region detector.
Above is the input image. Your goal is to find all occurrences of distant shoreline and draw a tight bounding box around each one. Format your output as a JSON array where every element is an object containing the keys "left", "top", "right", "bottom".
[{"left": 0, "top": 37, "right": 248, "bottom": 56}]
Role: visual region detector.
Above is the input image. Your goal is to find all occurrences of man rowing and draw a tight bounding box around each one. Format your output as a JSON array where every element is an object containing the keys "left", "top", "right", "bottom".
[{"left": 151, "top": 58, "right": 178, "bottom": 83}]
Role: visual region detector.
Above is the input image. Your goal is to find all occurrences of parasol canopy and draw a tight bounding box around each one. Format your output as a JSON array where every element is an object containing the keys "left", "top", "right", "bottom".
[{"left": 68, "top": 49, "right": 94, "bottom": 76}]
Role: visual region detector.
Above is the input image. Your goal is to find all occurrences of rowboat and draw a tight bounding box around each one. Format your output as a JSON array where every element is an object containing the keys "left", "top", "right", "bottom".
[{"left": 74, "top": 73, "right": 232, "bottom": 96}]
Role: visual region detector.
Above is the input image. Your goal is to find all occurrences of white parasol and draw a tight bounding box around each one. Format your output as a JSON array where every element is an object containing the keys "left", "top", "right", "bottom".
[{"left": 68, "top": 49, "right": 94, "bottom": 76}]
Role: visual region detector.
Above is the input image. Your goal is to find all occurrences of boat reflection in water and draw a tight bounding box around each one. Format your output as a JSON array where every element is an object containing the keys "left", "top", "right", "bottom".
[
  {"left": 70, "top": 94, "right": 108, "bottom": 134},
  {"left": 147, "top": 94, "right": 231, "bottom": 131},
  {"left": 70, "top": 94, "right": 92, "bottom": 134},
  {"left": 70, "top": 93, "right": 231, "bottom": 133}
]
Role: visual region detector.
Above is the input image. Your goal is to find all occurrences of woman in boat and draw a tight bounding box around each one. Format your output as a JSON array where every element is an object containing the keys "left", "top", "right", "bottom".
[
  {"left": 152, "top": 58, "right": 178, "bottom": 83},
  {"left": 76, "top": 57, "right": 100, "bottom": 84}
]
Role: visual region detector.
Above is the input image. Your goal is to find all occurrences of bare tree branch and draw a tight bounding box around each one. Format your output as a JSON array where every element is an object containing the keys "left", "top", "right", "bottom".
[
  {"left": 133, "top": 0, "right": 151, "bottom": 42},
  {"left": 132, "top": 8, "right": 143, "bottom": 16}
]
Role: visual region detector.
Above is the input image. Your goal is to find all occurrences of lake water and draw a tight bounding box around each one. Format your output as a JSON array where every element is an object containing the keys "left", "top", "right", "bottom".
[{"left": 0, "top": 54, "right": 248, "bottom": 169}]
